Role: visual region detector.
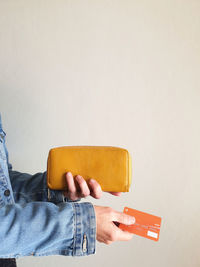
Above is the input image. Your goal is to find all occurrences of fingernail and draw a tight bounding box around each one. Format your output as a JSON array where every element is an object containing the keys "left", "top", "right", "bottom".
[
  {"left": 76, "top": 175, "right": 82, "bottom": 180},
  {"left": 129, "top": 216, "right": 135, "bottom": 224},
  {"left": 67, "top": 172, "right": 72, "bottom": 176}
]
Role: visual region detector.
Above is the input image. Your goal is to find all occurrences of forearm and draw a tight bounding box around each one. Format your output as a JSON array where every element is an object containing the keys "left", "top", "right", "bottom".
[{"left": 0, "top": 201, "right": 96, "bottom": 258}]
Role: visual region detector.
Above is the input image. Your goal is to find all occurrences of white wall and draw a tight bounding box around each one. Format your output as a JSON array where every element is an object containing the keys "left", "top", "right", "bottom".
[{"left": 0, "top": 1, "right": 200, "bottom": 266}]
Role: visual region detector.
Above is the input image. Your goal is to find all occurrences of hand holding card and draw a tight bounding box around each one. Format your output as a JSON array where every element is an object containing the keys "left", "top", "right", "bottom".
[{"left": 119, "top": 207, "right": 162, "bottom": 242}]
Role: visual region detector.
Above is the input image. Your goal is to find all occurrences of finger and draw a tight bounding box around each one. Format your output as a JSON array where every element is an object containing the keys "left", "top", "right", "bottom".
[
  {"left": 87, "top": 179, "right": 102, "bottom": 199},
  {"left": 65, "top": 172, "right": 76, "bottom": 194},
  {"left": 65, "top": 172, "right": 79, "bottom": 201},
  {"left": 115, "top": 227, "right": 134, "bottom": 241},
  {"left": 112, "top": 210, "right": 135, "bottom": 225},
  {"left": 75, "top": 175, "right": 90, "bottom": 197},
  {"left": 107, "top": 192, "right": 122, "bottom": 196}
]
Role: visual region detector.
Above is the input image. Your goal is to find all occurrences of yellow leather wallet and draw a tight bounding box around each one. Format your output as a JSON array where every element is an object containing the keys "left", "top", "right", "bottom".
[{"left": 46, "top": 146, "right": 132, "bottom": 192}]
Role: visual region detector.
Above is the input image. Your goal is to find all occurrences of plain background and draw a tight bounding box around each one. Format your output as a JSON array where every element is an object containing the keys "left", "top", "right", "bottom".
[{"left": 0, "top": 1, "right": 200, "bottom": 267}]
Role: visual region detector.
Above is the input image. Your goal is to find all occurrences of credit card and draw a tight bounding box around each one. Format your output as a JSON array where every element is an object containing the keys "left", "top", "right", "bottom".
[{"left": 119, "top": 207, "right": 162, "bottom": 241}]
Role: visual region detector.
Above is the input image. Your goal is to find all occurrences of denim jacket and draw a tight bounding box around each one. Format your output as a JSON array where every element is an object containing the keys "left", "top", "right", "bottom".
[{"left": 0, "top": 113, "right": 96, "bottom": 258}]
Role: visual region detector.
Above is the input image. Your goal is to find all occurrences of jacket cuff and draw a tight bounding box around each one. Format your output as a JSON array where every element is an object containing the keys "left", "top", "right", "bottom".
[
  {"left": 47, "top": 188, "right": 65, "bottom": 203},
  {"left": 47, "top": 188, "right": 81, "bottom": 203},
  {"left": 72, "top": 202, "right": 96, "bottom": 256}
]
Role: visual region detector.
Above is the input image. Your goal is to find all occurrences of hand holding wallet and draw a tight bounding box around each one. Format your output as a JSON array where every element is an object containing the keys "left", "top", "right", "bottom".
[{"left": 46, "top": 146, "right": 132, "bottom": 192}]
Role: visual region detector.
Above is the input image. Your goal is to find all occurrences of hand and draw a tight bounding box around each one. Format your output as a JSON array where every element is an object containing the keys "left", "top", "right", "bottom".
[
  {"left": 63, "top": 172, "right": 122, "bottom": 201},
  {"left": 94, "top": 205, "right": 135, "bottom": 244}
]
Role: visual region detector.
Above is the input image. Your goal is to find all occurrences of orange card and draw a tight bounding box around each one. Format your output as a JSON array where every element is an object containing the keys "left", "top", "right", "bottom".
[{"left": 119, "top": 207, "right": 162, "bottom": 241}]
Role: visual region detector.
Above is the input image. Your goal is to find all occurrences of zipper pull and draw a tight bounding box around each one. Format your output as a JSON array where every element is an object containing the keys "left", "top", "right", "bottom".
[{"left": 82, "top": 234, "right": 87, "bottom": 253}]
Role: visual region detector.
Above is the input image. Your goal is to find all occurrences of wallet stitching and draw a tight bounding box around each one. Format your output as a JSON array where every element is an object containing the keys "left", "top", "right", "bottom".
[
  {"left": 126, "top": 153, "right": 128, "bottom": 191},
  {"left": 47, "top": 154, "right": 52, "bottom": 188}
]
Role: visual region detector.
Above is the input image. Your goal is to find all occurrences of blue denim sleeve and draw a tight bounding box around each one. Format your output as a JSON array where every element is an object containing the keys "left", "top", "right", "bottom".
[
  {"left": 9, "top": 170, "right": 64, "bottom": 204},
  {"left": 0, "top": 201, "right": 96, "bottom": 258},
  {"left": 1, "top": 129, "right": 12, "bottom": 171},
  {"left": 9, "top": 170, "right": 81, "bottom": 204}
]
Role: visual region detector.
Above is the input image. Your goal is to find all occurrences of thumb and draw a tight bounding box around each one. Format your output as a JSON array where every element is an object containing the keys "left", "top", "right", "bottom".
[{"left": 112, "top": 211, "right": 135, "bottom": 225}]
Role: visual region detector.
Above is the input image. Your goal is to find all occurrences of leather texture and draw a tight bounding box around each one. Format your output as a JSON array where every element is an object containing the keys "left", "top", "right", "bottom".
[{"left": 47, "top": 146, "right": 132, "bottom": 192}]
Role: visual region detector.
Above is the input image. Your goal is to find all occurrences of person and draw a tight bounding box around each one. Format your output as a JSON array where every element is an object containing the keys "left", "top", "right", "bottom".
[{"left": 0, "top": 113, "right": 135, "bottom": 266}]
